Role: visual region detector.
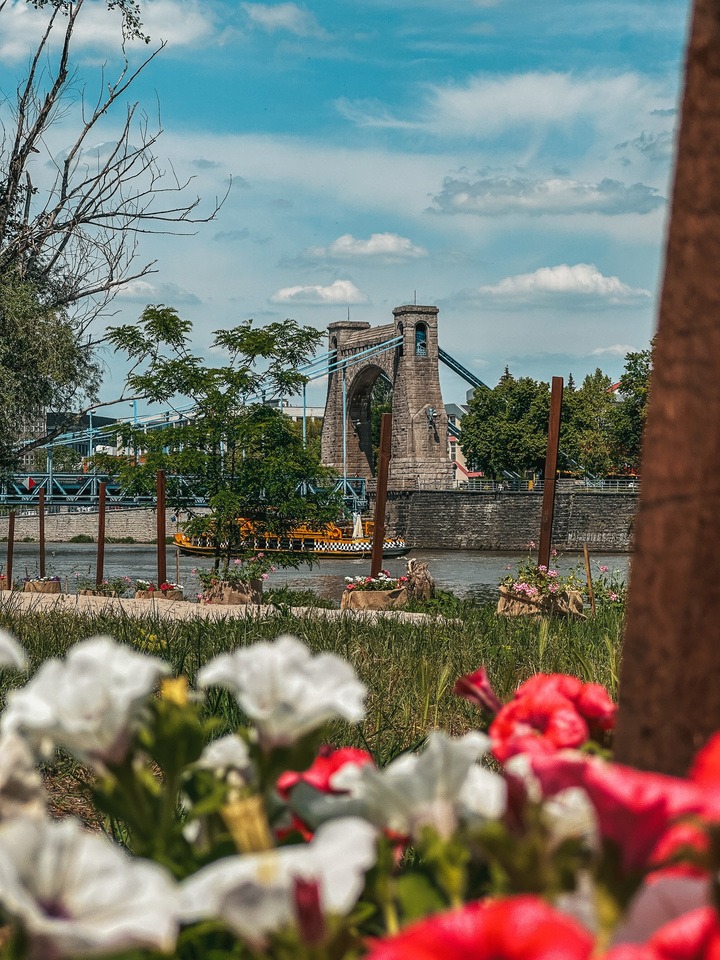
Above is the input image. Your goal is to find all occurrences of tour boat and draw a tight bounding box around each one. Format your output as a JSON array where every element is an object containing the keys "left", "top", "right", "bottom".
[{"left": 174, "top": 516, "right": 410, "bottom": 560}]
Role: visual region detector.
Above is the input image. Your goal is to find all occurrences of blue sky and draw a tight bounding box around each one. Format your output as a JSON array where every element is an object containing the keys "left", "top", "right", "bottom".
[{"left": 0, "top": 0, "right": 691, "bottom": 411}]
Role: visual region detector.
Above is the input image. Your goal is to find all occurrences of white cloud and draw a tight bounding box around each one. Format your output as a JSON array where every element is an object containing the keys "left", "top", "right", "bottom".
[
  {"left": 337, "top": 71, "right": 673, "bottom": 143},
  {"left": 0, "top": 0, "right": 216, "bottom": 62},
  {"left": 465, "top": 264, "right": 651, "bottom": 304},
  {"left": 241, "top": 3, "right": 327, "bottom": 38},
  {"left": 591, "top": 343, "right": 638, "bottom": 357},
  {"left": 432, "top": 176, "right": 664, "bottom": 216},
  {"left": 307, "top": 233, "right": 427, "bottom": 262},
  {"left": 116, "top": 278, "right": 201, "bottom": 304},
  {"left": 270, "top": 280, "right": 367, "bottom": 305}
]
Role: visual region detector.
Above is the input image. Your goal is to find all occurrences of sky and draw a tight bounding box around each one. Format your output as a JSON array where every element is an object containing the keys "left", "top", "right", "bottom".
[{"left": 0, "top": 0, "right": 691, "bottom": 414}]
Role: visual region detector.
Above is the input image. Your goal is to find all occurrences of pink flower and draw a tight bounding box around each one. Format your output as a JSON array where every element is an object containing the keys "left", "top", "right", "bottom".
[
  {"left": 548, "top": 583, "right": 559, "bottom": 594},
  {"left": 538, "top": 564, "right": 547, "bottom": 573},
  {"left": 261, "top": 573, "right": 269, "bottom": 581},
  {"left": 606, "top": 907, "right": 719, "bottom": 960},
  {"left": 453, "top": 667, "right": 503, "bottom": 716},
  {"left": 366, "top": 895, "right": 594, "bottom": 960},
  {"left": 600, "top": 565, "right": 609, "bottom": 573},
  {"left": 277, "top": 746, "right": 374, "bottom": 800}
]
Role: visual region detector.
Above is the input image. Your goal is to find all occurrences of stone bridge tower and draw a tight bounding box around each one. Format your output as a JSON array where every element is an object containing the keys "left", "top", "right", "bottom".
[{"left": 320, "top": 304, "right": 453, "bottom": 487}]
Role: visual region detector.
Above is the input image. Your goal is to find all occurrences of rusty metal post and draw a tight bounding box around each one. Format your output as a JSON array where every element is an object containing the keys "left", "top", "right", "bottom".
[
  {"left": 6, "top": 511, "right": 15, "bottom": 588},
  {"left": 583, "top": 543, "right": 596, "bottom": 617},
  {"left": 96, "top": 482, "right": 106, "bottom": 588},
  {"left": 537, "top": 377, "right": 563, "bottom": 570},
  {"left": 370, "top": 413, "right": 393, "bottom": 577},
  {"left": 38, "top": 488, "right": 45, "bottom": 578},
  {"left": 156, "top": 470, "right": 167, "bottom": 587}
]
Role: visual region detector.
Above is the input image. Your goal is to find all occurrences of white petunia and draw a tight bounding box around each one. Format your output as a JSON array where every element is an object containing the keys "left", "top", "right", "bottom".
[
  {"left": 0, "top": 731, "right": 45, "bottom": 821},
  {"left": 0, "top": 817, "right": 178, "bottom": 959},
  {"left": 1, "top": 636, "right": 169, "bottom": 766},
  {"left": 198, "top": 635, "right": 367, "bottom": 748},
  {"left": 196, "top": 734, "right": 253, "bottom": 782},
  {"left": 179, "top": 817, "right": 377, "bottom": 945},
  {"left": 332, "top": 731, "right": 505, "bottom": 840},
  {"left": 0, "top": 630, "right": 28, "bottom": 672}
]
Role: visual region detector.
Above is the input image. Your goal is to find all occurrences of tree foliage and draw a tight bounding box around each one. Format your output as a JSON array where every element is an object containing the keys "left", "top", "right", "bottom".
[{"left": 95, "top": 306, "right": 341, "bottom": 570}]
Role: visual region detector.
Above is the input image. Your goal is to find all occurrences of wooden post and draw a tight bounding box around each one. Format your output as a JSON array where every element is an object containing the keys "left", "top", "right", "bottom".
[
  {"left": 38, "top": 488, "right": 45, "bottom": 578},
  {"left": 96, "top": 482, "right": 106, "bottom": 588},
  {"left": 614, "top": 0, "right": 720, "bottom": 774},
  {"left": 583, "top": 543, "right": 596, "bottom": 617},
  {"left": 156, "top": 470, "right": 167, "bottom": 587},
  {"left": 6, "top": 511, "right": 15, "bottom": 588},
  {"left": 537, "top": 377, "right": 563, "bottom": 571},
  {"left": 370, "top": 413, "right": 392, "bottom": 578}
]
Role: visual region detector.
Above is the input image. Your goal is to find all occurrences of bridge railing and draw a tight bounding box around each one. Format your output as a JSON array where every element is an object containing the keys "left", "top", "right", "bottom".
[{"left": 404, "top": 478, "right": 641, "bottom": 494}]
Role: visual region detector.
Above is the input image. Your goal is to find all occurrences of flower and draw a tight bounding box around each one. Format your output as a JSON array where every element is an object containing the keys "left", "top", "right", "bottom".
[
  {"left": 606, "top": 906, "right": 720, "bottom": 959},
  {"left": 365, "top": 895, "right": 594, "bottom": 960},
  {"left": 453, "top": 666, "right": 503, "bottom": 715},
  {"left": 196, "top": 734, "right": 252, "bottom": 781},
  {"left": 1, "top": 636, "right": 169, "bottom": 766},
  {"left": 178, "top": 817, "right": 376, "bottom": 946},
  {"left": 0, "top": 816, "right": 178, "bottom": 959},
  {"left": 0, "top": 631, "right": 27, "bottom": 672},
  {"left": 332, "top": 731, "right": 506, "bottom": 841},
  {"left": 0, "top": 732, "right": 45, "bottom": 821},
  {"left": 612, "top": 876, "right": 708, "bottom": 947},
  {"left": 198, "top": 635, "right": 367, "bottom": 749},
  {"left": 277, "top": 746, "right": 374, "bottom": 801}
]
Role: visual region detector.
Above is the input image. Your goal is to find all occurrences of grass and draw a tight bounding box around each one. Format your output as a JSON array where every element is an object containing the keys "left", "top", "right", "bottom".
[{"left": 0, "top": 598, "right": 624, "bottom": 767}]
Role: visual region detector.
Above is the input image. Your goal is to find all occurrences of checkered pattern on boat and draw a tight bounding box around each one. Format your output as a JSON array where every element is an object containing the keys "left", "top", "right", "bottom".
[{"left": 314, "top": 539, "right": 406, "bottom": 553}]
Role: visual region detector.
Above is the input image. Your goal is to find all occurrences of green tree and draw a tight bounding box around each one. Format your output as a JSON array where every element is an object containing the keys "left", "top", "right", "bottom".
[
  {"left": 32, "top": 444, "right": 83, "bottom": 473},
  {"left": 611, "top": 345, "right": 653, "bottom": 473},
  {"left": 459, "top": 371, "right": 551, "bottom": 479},
  {"left": 98, "top": 306, "right": 340, "bottom": 571},
  {"left": 561, "top": 369, "right": 617, "bottom": 477}
]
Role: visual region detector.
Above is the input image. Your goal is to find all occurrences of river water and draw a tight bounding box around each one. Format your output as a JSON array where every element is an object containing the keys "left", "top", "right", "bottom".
[{"left": 4, "top": 543, "right": 630, "bottom": 604}]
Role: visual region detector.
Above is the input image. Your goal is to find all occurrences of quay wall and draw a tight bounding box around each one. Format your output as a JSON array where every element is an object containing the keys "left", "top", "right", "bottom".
[
  {"left": 0, "top": 491, "right": 638, "bottom": 551},
  {"left": 379, "top": 490, "right": 637, "bottom": 552}
]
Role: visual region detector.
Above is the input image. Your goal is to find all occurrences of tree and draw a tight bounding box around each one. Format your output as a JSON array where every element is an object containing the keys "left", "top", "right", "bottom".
[
  {"left": 32, "top": 443, "right": 82, "bottom": 473},
  {"left": 561, "top": 369, "right": 617, "bottom": 477},
  {"left": 610, "top": 346, "right": 653, "bottom": 473},
  {"left": 459, "top": 371, "right": 551, "bottom": 479},
  {"left": 95, "top": 306, "right": 340, "bottom": 571},
  {"left": 0, "top": 0, "right": 226, "bottom": 469}
]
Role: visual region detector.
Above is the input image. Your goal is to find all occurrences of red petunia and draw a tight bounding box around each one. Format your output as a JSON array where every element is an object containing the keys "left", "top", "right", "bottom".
[
  {"left": 454, "top": 666, "right": 503, "bottom": 716},
  {"left": 606, "top": 906, "right": 720, "bottom": 960},
  {"left": 276, "top": 746, "right": 374, "bottom": 800},
  {"left": 366, "top": 895, "right": 594, "bottom": 960}
]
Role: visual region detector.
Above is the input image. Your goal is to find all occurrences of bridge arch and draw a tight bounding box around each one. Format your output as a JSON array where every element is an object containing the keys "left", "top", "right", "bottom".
[{"left": 320, "top": 305, "right": 453, "bottom": 487}]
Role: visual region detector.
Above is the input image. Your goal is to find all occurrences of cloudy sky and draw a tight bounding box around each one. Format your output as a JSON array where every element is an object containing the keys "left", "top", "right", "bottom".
[{"left": 0, "top": 0, "right": 691, "bottom": 411}]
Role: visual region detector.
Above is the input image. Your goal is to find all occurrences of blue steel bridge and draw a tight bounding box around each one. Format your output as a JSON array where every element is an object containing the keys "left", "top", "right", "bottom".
[{"left": 2, "top": 336, "right": 486, "bottom": 509}]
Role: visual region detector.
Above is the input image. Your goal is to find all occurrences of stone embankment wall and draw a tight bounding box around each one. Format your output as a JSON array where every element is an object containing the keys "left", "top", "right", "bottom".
[
  {"left": 380, "top": 490, "right": 637, "bottom": 552},
  {"left": 0, "top": 492, "right": 637, "bottom": 551},
  {"left": 0, "top": 508, "right": 181, "bottom": 543}
]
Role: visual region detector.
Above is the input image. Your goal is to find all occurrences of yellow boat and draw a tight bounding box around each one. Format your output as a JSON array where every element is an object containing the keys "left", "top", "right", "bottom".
[{"left": 174, "top": 518, "right": 410, "bottom": 560}]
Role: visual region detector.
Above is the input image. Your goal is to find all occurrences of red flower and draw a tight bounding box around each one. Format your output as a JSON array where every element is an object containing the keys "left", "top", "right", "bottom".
[
  {"left": 530, "top": 753, "right": 705, "bottom": 873},
  {"left": 277, "top": 746, "right": 374, "bottom": 800},
  {"left": 453, "top": 667, "right": 503, "bottom": 716},
  {"left": 366, "top": 896, "right": 594, "bottom": 960},
  {"left": 606, "top": 907, "right": 720, "bottom": 960},
  {"left": 490, "top": 674, "right": 615, "bottom": 762}
]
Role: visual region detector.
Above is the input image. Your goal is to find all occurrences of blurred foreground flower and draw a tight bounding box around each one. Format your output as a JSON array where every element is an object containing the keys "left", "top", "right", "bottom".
[
  {"left": 1, "top": 636, "right": 169, "bottom": 766},
  {"left": 0, "top": 630, "right": 27, "bottom": 672},
  {"left": 198, "top": 635, "right": 367, "bottom": 748},
  {"left": 0, "top": 816, "right": 178, "bottom": 959},
  {"left": 178, "top": 816, "right": 377, "bottom": 946}
]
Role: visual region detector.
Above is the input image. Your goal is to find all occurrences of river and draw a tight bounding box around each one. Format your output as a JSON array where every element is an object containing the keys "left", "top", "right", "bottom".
[{"left": 4, "top": 543, "right": 630, "bottom": 604}]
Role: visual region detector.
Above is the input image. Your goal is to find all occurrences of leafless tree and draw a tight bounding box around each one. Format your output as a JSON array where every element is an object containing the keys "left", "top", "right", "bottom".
[{"left": 0, "top": 0, "right": 229, "bottom": 335}]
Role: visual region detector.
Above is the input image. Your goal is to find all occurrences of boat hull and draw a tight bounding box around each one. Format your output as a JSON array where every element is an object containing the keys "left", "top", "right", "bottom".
[{"left": 174, "top": 534, "right": 411, "bottom": 560}]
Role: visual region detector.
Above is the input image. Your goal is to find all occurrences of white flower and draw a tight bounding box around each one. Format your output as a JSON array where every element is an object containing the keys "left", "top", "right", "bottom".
[
  {"left": 198, "top": 635, "right": 367, "bottom": 748},
  {"left": 0, "top": 732, "right": 45, "bottom": 820},
  {"left": 1, "top": 636, "right": 169, "bottom": 766},
  {"left": 332, "top": 731, "right": 506, "bottom": 840},
  {"left": 0, "top": 631, "right": 28, "bottom": 672},
  {"left": 196, "top": 734, "right": 252, "bottom": 781},
  {"left": 179, "top": 817, "right": 377, "bottom": 945},
  {"left": 0, "top": 817, "right": 178, "bottom": 959}
]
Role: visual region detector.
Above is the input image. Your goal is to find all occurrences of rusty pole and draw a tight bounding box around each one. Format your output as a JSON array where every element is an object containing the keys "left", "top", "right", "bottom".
[
  {"left": 156, "top": 470, "right": 167, "bottom": 587},
  {"left": 537, "top": 377, "right": 563, "bottom": 571},
  {"left": 38, "top": 488, "right": 45, "bottom": 578},
  {"left": 96, "top": 482, "right": 106, "bottom": 588},
  {"left": 370, "top": 413, "right": 393, "bottom": 578}
]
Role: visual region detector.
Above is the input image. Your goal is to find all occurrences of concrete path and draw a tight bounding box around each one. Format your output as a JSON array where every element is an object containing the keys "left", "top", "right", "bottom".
[{"left": 0, "top": 591, "right": 441, "bottom": 624}]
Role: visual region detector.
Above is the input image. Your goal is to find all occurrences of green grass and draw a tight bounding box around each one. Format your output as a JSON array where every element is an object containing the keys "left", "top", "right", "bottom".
[{"left": 0, "top": 599, "right": 624, "bottom": 766}]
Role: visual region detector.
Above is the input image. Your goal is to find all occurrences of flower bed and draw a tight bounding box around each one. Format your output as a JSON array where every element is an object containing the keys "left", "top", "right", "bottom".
[
  {"left": 22, "top": 577, "right": 61, "bottom": 595},
  {"left": 341, "top": 571, "right": 409, "bottom": 610},
  {"left": 0, "top": 627, "right": 716, "bottom": 960}
]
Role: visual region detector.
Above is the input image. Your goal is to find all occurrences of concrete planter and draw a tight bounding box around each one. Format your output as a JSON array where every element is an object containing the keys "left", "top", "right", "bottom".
[
  {"left": 340, "top": 587, "right": 408, "bottom": 611},
  {"left": 135, "top": 589, "right": 159, "bottom": 600},
  {"left": 23, "top": 580, "right": 61, "bottom": 595},
  {"left": 204, "top": 580, "right": 263, "bottom": 605},
  {"left": 497, "top": 585, "right": 585, "bottom": 619},
  {"left": 158, "top": 589, "right": 184, "bottom": 601}
]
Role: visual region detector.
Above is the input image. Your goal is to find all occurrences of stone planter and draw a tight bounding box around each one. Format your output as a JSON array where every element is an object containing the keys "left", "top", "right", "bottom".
[
  {"left": 135, "top": 590, "right": 159, "bottom": 600},
  {"left": 158, "top": 589, "right": 184, "bottom": 601},
  {"left": 0, "top": 575, "right": 8, "bottom": 591},
  {"left": 23, "top": 580, "right": 61, "bottom": 595},
  {"left": 497, "top": 585, "right": 585, "bottom": 619},
  {"left": 204, "top": 579, "right": 263, "bottom": 605},
  {"left": 79, "top": 589, "right": 119, "bottom": 598},
  {"left": 340, "top": 587, "right": 408, "bottom": 611}
]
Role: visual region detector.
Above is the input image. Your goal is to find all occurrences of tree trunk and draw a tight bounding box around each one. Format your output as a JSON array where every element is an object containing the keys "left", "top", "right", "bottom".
[{"left": 614, "top": 0, "right": 720, "bottom": 774}]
